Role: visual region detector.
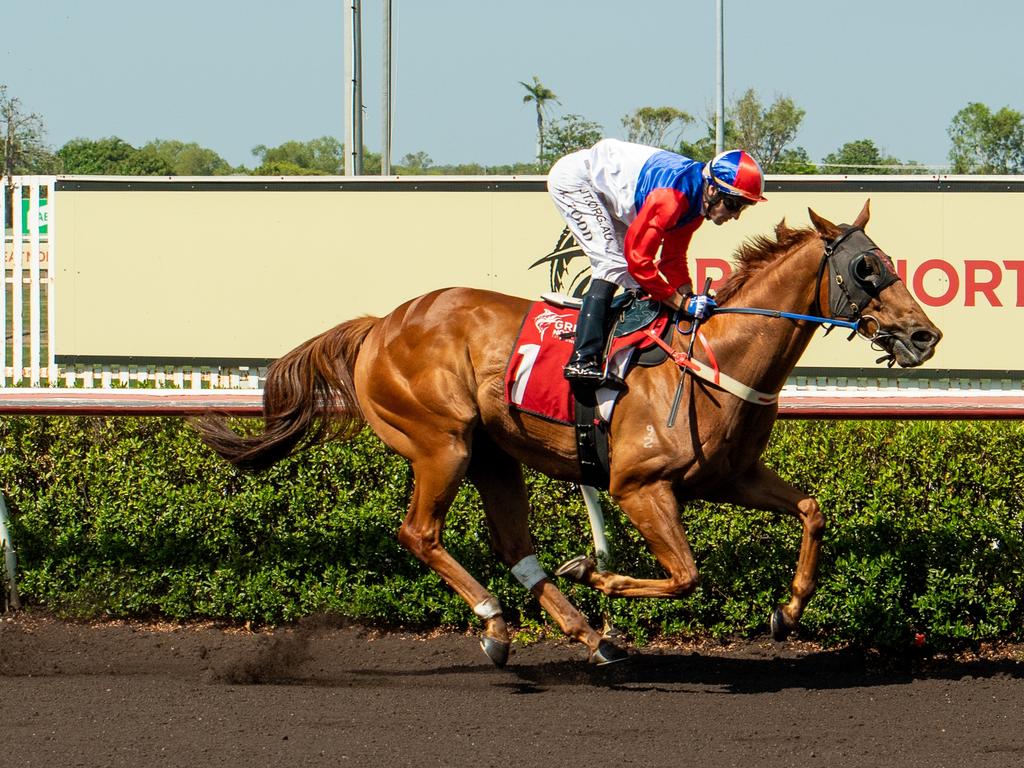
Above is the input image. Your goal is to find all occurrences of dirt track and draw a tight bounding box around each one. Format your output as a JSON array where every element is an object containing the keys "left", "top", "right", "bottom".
[{"left": 1, "top": 613, "right": 1023, "bottom": 768}]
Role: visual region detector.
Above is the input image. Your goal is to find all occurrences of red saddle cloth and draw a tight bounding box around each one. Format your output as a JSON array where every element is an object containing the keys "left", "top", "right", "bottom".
[{"left": 504, "top": 299, "right": 669, "bottom": 424}]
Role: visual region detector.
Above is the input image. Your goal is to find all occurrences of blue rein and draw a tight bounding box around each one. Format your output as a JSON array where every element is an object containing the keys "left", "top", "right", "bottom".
[{"left": 711, "top": 306, "right": 860, "bottom": 331}]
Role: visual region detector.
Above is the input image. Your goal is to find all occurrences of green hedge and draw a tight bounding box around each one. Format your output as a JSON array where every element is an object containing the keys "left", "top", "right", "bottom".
[{"left": 1, "top": 416, "right": 1022, "bottom": 651}]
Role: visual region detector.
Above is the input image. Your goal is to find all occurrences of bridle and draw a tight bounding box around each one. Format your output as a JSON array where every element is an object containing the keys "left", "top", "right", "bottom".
[
  {"left": 815, "top": 225, "right": 900, "bottom": 319},
  {"left": 683, "top": 224, "right": 906, "bottom": 366},
  {"left": 814, "top": 225, "right": 903, "bottom": 365}
]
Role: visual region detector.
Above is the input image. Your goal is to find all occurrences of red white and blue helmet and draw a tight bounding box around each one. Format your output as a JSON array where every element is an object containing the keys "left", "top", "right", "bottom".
[{"left": 703, "top": 149, "right": 767, "bottom": 202}]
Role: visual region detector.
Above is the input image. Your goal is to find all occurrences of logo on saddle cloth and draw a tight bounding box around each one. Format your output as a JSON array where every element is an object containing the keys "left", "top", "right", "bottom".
[
  {"left": 533, "top": 308, "right": 576, "bottom": 342},
  {"left": 504, "top": 298, "right": 670, "bottom": 424}
]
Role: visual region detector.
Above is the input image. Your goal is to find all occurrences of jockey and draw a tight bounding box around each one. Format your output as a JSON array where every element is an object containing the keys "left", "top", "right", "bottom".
[{"left": 547, "top": 138, "right": 767, "bottom": 384}]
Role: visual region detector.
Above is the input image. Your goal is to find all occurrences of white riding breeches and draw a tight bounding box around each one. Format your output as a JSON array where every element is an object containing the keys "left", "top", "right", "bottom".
[{"left": 547, "top": 140, "right": 658, "bottom": 291}]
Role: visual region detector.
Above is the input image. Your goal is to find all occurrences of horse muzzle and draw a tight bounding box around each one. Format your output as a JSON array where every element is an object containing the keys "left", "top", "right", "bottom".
[{"left": 878, "top": 322, "right": 942, "bottom": 368}]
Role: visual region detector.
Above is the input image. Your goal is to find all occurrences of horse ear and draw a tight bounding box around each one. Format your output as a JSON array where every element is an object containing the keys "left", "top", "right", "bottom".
[
  {"left": 808, "top": 208, "right": 839, "bottom": 238},
  {"left": 852, "top": 199, "right": 871, "bottom": 229}
]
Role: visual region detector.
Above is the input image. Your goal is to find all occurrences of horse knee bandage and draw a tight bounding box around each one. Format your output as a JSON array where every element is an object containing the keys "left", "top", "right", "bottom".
[{"left": 511, "top": 555, "right": 548, "bottom": 590}]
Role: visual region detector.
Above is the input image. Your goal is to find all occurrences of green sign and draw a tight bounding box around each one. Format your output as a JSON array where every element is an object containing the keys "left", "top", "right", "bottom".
[{"left": 20, "top": 198, "right": 48, "bottom": 235}]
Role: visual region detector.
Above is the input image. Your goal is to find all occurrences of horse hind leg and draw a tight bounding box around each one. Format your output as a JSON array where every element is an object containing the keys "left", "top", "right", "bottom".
[
  {"left": 467, "top": 436, "right": 626, "bottom": 665},
  {"left": 395, "top": 448, "right": 519, "bottom": 665}
]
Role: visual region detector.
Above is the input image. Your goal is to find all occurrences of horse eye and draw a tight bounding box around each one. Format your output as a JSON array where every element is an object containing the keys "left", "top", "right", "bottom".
[{"left": 853, "top": 254, "right": 878, "bottom": 282}]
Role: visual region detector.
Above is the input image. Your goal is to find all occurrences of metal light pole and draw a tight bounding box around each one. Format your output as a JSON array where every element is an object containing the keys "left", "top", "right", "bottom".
[
  {"left": 381, "top": 0, "right": 393, "bottom": 175},
  {"left": 715, "top": 0, "right": 724, "bottom": 155},
  {"left": 344, "top": 0, "right": 364, "bottom": 175}
]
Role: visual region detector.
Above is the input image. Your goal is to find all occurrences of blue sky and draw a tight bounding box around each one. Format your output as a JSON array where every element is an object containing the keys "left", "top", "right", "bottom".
[{"left": 4, "top": 1, "right": 1020, "bottom": 170}]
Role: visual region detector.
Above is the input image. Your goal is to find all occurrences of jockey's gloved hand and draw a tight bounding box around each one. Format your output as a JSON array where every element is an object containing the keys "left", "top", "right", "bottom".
[{"left": 683, "top": 293, "right": 717, "bottom": 321}]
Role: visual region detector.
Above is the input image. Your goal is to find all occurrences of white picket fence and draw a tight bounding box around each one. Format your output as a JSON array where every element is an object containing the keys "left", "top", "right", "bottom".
[
  {"left": 2, "top": 176, "right": 52, "bottom": 387},
  {"left": 2, "top": 175, "right": 262, "bottom": 391}
]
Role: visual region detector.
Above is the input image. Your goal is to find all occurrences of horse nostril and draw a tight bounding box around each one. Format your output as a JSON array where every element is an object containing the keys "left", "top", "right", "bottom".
[{"left": 911, "top": 329, "right": 940, "bottom": 349}]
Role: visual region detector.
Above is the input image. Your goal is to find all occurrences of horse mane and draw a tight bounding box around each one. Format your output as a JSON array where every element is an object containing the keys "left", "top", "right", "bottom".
[{"left": 714, "top": 221, "right": 818, "bottom": 304}]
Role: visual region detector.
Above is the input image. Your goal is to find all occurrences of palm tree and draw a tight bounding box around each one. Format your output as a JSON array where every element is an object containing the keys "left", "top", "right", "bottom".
[{"left": 519, "top": 76, "right": 559, "bottom": 165}]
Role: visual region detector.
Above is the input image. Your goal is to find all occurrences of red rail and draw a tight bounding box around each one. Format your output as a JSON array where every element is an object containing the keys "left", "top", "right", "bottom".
[
  {"left": 777, "top": 393, "right": 1024, "bottom": 419},
  {"left": 0, "top": 390, "right": 262, "bottom": 416}
]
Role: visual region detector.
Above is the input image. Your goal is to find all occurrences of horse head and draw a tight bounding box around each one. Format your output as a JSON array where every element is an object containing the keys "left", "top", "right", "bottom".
[{"left": 809, "top": 200, "right": 941, "bottom": 368}]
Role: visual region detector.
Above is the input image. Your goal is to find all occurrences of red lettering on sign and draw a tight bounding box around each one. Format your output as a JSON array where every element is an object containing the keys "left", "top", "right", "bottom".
[
  {"left": 964, "top": 260, "right": 1002, "bottom": 307},
  {"left": 1003, "top": 261, "right": 1024, "bottom": 306},
  {"left": 3, "top": 247, "right": 50, "bottom": 268},
  {"left": 913, "top": 259, "right": 959, "bottom": 307},
  {"left": 695, "top": 258, "right": 732, "bottom": 292},
  {"left": 697, "top": 256, "right": 1023, "bottom": 309}
]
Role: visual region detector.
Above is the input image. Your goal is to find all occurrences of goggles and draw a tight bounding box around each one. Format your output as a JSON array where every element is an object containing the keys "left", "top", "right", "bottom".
[{"left": 718, "top": 192, "right": 753, "bottom": 213}]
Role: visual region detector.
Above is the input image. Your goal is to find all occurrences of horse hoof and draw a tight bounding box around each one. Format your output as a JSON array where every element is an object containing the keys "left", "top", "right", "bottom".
[
  {"left": 770, "top": 607, "right": 793, "bottom": 641},
  {"left": 480, "top": 636, "right": 510, "bottom": 667},
  {"left": 589, "top": 639, "right": 629, "bottom": 666},
  {"left": 555, "top": 554, "right": 594, "bottom": 583}
]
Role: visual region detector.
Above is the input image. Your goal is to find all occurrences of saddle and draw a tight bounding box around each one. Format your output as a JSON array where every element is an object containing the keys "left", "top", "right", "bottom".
[
  {"left": 541, "top": 291, "right": 672, "bottom": 366},
  {"left": 504, "top": 292, "right": 674, "bottom": 489}
]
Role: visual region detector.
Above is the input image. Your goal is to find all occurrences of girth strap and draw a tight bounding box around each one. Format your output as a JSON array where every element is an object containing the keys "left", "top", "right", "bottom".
[{"left": 573, "top": 395, "right": 611, "bottom": 490}]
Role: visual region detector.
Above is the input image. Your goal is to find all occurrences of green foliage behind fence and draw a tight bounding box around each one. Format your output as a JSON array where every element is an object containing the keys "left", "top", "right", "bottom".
[{"left": 1, "top": 416, "right": 1022, "bottom": 651}]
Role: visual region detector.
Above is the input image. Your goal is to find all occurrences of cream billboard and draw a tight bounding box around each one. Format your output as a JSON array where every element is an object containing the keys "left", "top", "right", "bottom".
[{"left": 53, "top": 176, "right": 1023, "bottom": 382}]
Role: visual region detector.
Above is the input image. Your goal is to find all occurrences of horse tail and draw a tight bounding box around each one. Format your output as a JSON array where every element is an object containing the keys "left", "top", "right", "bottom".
[{"left": 197, "top": 316, "right": 378, "bottom": 471}]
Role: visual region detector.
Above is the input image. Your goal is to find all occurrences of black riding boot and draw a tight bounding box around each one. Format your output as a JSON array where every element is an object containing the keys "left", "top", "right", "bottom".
[{"left": 564, "top": 279, "right": 616, "bottom": 384}]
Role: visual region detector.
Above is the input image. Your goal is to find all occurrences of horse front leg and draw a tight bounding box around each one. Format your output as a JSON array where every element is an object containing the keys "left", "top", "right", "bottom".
[
  {"left": 558, "top": 480, "right": 700, "bottom": 598},
  {"left": 395, "top": 448, "right": 526, "bottom": 667},
  {"left": 711, "top": 460, "right": 825, "bottom": 640}
]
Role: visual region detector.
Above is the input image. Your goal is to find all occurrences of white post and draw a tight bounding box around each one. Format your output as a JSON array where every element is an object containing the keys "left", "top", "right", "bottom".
[
  {"left": 11, "top": 179, "right": 23, "bottom": 384},
  {"left": 0, "top": 493, "right": 21, "bottom": 611},
  {"left": 580, "top": 485, "right": 611, "bottom": 570},
  {"left": 46, "top": 177, "right": 57, "bottom": 385},
  {"left": 29, "top": 178, "right": 41, "bottom": 386},
  {"left": 1, "top": 176, "right": 6, "bottom": 387}
]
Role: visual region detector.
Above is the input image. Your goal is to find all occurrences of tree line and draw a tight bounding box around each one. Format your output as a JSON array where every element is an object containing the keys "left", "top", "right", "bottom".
[{"left": 3, "top": 80, "right": 1023, "bottom": 178}]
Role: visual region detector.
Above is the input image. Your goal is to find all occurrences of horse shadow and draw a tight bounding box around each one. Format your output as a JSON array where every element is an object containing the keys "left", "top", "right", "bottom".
[
  {"left": 355, "top": 645, "right": 1024, "bottom": 696},
  {"left": 515, "top": 646, "right": 1024, "bottom": 694},
  {"left": 208, "top": 623, "right": 1024, "bottom": 694}
]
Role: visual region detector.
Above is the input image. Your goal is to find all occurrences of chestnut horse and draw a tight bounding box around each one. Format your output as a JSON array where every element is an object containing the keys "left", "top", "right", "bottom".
[{"left": 198, "top": 202, "right": 941, "bottom": 666}]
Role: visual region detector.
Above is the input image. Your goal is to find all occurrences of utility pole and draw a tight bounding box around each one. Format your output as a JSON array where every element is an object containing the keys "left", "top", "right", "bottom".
[
  {"left": 344, "top": 0, "right": 364, "bottom": 175},
  {"left": 381, "top": 0, "right": 393, "bottom": 175},
  {"left": 715, "top": 0, "right": 725, "bottom": 155}
]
